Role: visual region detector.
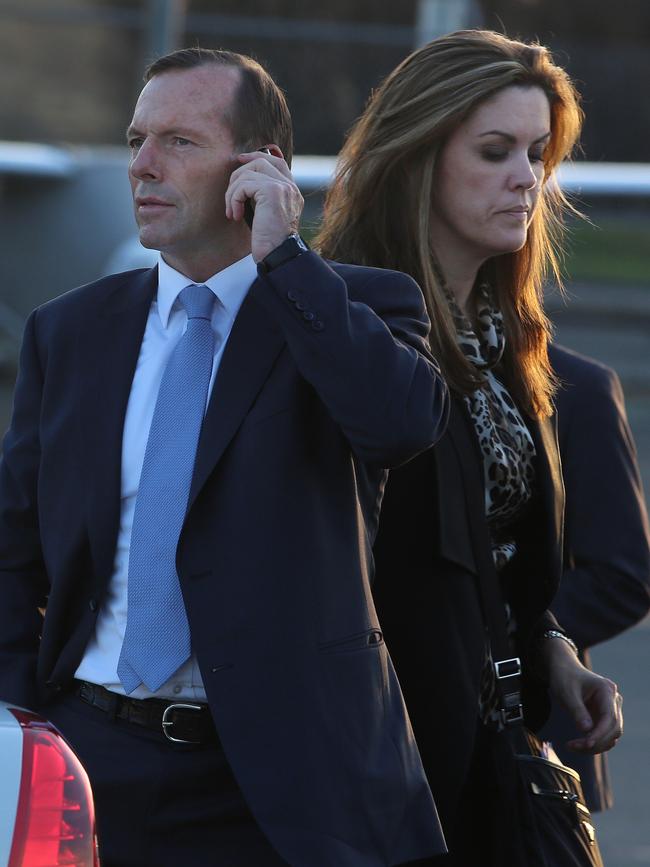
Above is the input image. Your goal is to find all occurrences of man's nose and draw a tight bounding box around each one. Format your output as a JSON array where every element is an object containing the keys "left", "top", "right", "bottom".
[{"left": 129, "top": 138, "right": 161, "bottom": 181}]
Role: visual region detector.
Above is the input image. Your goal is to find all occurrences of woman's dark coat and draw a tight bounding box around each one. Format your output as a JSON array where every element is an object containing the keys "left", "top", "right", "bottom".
[{"left": 372, "top": 396, "right": 565, "bottom": 832}]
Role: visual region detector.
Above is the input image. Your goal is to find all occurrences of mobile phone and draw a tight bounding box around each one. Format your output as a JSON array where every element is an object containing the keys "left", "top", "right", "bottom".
[{"left": 244, "top": 147, "right": 271, "bottom": 229}]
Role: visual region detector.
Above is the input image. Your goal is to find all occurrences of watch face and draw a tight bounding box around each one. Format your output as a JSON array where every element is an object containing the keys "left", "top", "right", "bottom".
[{"left": 296, "top": 235, "right": 309, "bottom": 251}]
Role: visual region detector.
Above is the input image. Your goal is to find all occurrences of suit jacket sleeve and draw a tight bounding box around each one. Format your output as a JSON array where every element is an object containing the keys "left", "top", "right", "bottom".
[
  {"left": 550, "top": 348, "right": 650, "bottom": 649},
  {"left": 0, "top": 309, "right": 49, "bottom": 708},
  {"left": 253, "top": 251, "right": 449, "bottom": 468}
]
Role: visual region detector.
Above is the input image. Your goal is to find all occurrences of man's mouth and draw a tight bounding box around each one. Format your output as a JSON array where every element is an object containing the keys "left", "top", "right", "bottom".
[{"left": 136, "top": 197, "right": 174, "bottom": 211}]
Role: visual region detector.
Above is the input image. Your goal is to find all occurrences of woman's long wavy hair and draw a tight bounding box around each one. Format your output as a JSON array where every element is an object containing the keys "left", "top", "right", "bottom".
[{"left": 316, "top": 30, "right": 583, "bottom": 417}]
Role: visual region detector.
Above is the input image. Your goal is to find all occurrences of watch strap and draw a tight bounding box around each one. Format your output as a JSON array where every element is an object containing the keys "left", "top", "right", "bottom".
[{"left": 258, "top": 233, "right": 310, "bottom": 275}]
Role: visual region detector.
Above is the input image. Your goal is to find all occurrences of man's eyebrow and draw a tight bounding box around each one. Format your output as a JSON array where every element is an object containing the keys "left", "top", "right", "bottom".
[
  {"left": 478, "top": 130, "right": 552, "bottom": 144},
  {"left": 125, "top": 125, "right": 207, "bottom": 143}
]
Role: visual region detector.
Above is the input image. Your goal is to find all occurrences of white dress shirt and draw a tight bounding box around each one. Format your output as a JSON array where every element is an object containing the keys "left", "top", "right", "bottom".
[{"left": 75, "top": 253, "right": 256, "bottom": 700}]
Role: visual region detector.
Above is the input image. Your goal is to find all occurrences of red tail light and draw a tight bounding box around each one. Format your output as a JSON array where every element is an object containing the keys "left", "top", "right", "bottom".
[{"left": 8, "top": 709, "right": 100, "bottom": 867}]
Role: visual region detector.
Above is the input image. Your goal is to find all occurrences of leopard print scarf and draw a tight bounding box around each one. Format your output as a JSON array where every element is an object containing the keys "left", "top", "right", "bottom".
[
  {"left": 446, "top": 284, "right": 536, "bottom": 570},
  {"left": 446, "top": 284, "right": 538, "bottom": 729}
]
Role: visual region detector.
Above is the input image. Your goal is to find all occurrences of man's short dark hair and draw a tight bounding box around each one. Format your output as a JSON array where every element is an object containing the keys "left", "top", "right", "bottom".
[{"left": 144, "top": 48, "right": 294, "bottom": 166}]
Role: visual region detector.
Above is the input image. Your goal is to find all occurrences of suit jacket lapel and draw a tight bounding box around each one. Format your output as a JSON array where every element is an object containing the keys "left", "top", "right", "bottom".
[
  {"left": 187, "top": 284, "right": 285, "bottom": 509},
  {"left": 79, "top": 268, "right": 157, "bottom": 581}
]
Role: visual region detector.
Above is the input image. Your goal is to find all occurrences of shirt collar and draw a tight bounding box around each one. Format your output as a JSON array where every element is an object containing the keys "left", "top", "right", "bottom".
[{"left": 156, "top": 253, "right": 257, "bottom": 328}]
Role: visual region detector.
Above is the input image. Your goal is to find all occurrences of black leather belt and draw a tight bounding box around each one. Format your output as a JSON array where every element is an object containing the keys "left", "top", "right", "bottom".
[{"left": 75, "top": 680, "right": 219, "bottom": 745}]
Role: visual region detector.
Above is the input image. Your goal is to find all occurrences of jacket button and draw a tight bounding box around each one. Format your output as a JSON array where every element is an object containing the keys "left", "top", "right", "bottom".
[
  {"left": 302, "top": 311, "right": 315, "bottom": 321},
  {"left": 287, "top": 290, "right": 298, "bottom": 302},
  {"left": 311, "top": 320, "right": 324, "bottom": 332},
  {"left": 89, "top": 599, "right": 98, "bottom": 612}
]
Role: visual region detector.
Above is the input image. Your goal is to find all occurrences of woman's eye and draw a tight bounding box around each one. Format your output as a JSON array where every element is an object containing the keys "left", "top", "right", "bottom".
[
  {"left": 529, "top": 151, "right": 545, "bottom": 163},
  {"left": 481, "top": 149, "right": 508, "bottom": 162}
]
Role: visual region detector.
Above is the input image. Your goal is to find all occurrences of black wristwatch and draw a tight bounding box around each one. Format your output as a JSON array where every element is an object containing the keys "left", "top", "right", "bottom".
[{"left": 258, "top": 233, "right": 310, "bottom": 275}]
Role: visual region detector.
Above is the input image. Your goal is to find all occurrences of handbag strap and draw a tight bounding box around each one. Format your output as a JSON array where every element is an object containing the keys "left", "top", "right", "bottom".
[
  {"left": 478, "top": 564, "right": 527, "bottom": 730},
  {"left": 468, "top": 507, "right": 527, "bottom": 730},
  {"left": 451, "top": 400, "right": 527, "bottom": 730}
]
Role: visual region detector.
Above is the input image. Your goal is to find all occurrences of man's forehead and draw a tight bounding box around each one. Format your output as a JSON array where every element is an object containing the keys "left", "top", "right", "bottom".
[{"left": 134, "top": 64, "right": 241, "bottom": 119}]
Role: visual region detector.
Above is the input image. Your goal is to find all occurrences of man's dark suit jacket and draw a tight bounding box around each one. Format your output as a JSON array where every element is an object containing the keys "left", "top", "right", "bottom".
[
  {"left": 541, "top": 344, "right": 650, "bottom": 811},
  {"left": 0, "top": 252, "right": 450, "bottom": 867},
  {"left": 372, "top": 394, "right": 564, "bottom": 835}
]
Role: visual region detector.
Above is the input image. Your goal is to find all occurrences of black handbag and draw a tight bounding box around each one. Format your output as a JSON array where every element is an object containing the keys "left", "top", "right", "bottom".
[
  {"left": 512, "top": 727, "right": 604, "bottom": 867},
  {"left": 475, "top": 560, "right": 604, "bottom": 866}
]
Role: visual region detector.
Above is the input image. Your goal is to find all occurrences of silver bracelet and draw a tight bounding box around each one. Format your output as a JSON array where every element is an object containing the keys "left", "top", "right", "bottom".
[{"left": 543, "top": 629, "right": 579, "bottom": 656}]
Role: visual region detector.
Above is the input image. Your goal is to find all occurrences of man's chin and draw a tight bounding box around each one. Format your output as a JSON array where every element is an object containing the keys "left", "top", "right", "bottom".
[{"left": 136, "top": 229, "right": 165, "bottom": 252}]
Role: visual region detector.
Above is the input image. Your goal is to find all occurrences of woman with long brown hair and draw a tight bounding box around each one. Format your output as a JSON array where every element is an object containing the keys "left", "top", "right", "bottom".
[{"left": 318, "top": 30, "right": 623, "bottom": 865}]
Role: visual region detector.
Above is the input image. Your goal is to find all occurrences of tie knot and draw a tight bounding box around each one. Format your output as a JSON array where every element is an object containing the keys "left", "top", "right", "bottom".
[{"left": 179, "top": 284, "right": 215, "bottom": 320}]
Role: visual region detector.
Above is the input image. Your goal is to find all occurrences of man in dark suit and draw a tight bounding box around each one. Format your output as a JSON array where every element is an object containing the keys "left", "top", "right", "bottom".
[
  {"left": 0, "top": 49, "right": 449, "bottom": 866},
  {"left": 543, "top": 344, "right": 650, "bottom": 810}
]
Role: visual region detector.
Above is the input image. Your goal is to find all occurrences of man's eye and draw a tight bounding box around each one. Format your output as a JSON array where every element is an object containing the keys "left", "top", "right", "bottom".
[
  {"left": 128, "top": 138, "right": 144, "bottom": 150},
  {"left": 173, "top": 137, "right": 192, "bottom": 146}
]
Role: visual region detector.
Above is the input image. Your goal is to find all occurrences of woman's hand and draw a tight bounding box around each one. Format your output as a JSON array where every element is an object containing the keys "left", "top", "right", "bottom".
[{"left": 540, "top": 636, "right": 623, "bottom": 753}]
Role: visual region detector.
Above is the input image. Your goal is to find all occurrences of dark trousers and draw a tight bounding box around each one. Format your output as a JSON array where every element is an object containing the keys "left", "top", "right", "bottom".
[{"left": 44, "top": 692, "right": 289, "bottom": 867}]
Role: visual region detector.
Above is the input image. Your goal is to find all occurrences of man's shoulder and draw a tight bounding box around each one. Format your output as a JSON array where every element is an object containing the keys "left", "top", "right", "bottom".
[
  {"left": 550, "top": 343, "right": 619, "bottom": 394},
  {"left": 36, "top": 267, "right": 156, "bottom": 319}
]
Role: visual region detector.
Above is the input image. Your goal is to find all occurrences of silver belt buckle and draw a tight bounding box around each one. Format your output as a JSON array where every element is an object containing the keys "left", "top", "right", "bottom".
[{"left": 161, "top": 702, "right": 203, "bottom": 743}]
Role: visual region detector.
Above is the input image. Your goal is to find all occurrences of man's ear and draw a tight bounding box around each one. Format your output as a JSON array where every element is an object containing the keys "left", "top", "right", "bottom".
[
  {"left": 232, "top": 144, "right": 283, "bottom": 161},
  {"left": 264, "top": 144, "right": 284, "bottom": 159}
]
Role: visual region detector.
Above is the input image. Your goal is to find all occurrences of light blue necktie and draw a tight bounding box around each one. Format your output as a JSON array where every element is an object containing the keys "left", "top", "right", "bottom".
[{"left": 118, "top": 284, "right": 216, "bottom": 694}]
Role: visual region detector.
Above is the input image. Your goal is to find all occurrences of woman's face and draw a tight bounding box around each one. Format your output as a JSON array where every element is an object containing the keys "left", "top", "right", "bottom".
[{"left": 430, "top": 85, "right": 551, "bottom": 274}]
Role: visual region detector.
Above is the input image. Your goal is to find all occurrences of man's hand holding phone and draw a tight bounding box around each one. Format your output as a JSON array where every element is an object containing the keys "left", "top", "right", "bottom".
[{"left": 225, "top": 147, "right": 304, "bottom": 262}]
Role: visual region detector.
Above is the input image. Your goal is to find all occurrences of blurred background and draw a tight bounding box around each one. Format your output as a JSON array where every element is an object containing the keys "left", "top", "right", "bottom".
[{"left": 0, "top": 1, "right": 648, "bottom": 862}]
